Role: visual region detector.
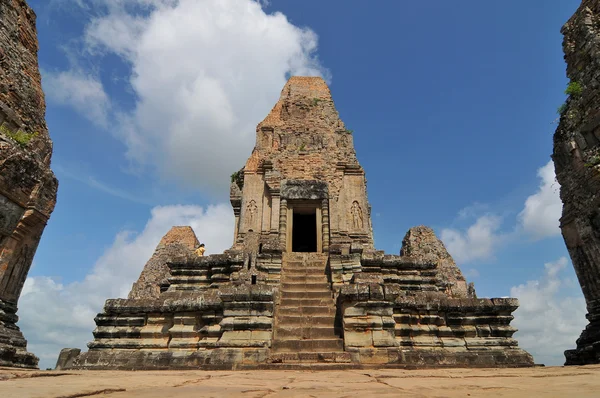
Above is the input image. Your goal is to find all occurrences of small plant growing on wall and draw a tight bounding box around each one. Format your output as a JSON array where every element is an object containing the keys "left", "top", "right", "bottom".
[
  {"left": 299, "top": 143, "right": 306, "bottom": 151},
  {"left": 557, "top": 103, "right": 567, "bottom": 115},
  {"left": 0, "top": 124, "right": 38, "bottom": 147},
  {"left": 345, "top": 129, "right": 353, "bottom": 134},
  {"left": 565, "top": 81, "right": 583, "bottom": 97},
  {"left": 312, "top": 98, "right": 321, "bottom": 106},
  {"left": 585, "top": 155, "right": 600, "bottom": 168}
]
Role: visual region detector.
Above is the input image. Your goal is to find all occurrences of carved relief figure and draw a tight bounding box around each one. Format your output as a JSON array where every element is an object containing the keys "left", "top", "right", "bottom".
[
  {"left": 337, "top": 135, "right": 349, "bottom": 148},
  {"left": 246, "top": 199, "right": 258, "bottom": 230},
  {"left": 351, "top": 201, "right": 363, "bottom": 229}
]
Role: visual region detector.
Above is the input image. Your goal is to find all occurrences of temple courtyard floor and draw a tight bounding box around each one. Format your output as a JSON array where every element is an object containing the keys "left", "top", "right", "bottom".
[{"left": 2, "top": 365, "right": 600, "bottom": 397}]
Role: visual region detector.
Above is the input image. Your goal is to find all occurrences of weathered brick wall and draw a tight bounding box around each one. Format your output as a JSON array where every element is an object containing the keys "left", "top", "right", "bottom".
[
  {"left": 233, "top": 77, "right": 374, "bottom": 249},
  {"left": 553, "top": 0, "right": 600, "bottom": 365}
]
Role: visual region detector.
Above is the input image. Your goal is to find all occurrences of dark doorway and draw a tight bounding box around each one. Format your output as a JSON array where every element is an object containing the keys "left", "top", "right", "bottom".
[{"left": 292, "top": 209, "right": 317, "bottom": 252}]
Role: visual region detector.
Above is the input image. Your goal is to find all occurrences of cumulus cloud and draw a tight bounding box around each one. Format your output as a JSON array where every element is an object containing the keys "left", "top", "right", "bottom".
[
  {"left": 510, "top": 257, "right": 587, "bottom": 366},
  {"left": 18, "top": 203, "right": 233, "bottom": 370},
  {"left": 43, "top": 70, "right": 111, "bottom": 127},
  {"left": 440, "top": 214, "right": 505, "bottom": 264},
  {"left": 518, "top": 160, "right": 563, "bottom": 240},
  {"left": 55, "top": 0, "right": 328, "bottom": 193},
  {"left": 440, "top": 160, "right": 563, "bottom": 265}
]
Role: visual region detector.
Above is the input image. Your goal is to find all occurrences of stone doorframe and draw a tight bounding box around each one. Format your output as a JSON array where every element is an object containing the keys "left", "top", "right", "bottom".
[
  {"left": 285, "top": 201, "right": 323, "bottom": 253},
  {"left": 278, "top": 180, "right": 330, "bottom": 253}
]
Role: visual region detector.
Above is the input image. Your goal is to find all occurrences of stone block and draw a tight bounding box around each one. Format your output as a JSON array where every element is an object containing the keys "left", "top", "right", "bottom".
[
  {"left": 344, "top": 330, "right": 373, "bottom": 347},
  {"left": 441, "top": 338, "right": 466, "bottom": 348},
  {"left": 344, "top": 306, "right": 367, "bottom": 317},
  {"left": 372, "top": 330, "right": 396, "bottom": 347},
  {"left": 55, "top": 348, "right": 81, "bottom": 370},
  {"left": 355, "top": 348, "right": 389, "bottom": 364}
]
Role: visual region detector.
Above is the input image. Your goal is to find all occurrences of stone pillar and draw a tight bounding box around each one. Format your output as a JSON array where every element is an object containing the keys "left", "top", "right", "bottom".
[
  {"left": 279, "top": 198, "right": 287, "bottom": 249},
  {"left": 322, "top": 198, "right": 330, "bottom": 253},
  {"left": 233, "top": 209, "right": 241, "bottom": 245},
  {"left": 271, "top": 195, "right": 280, "bottom": 235}
]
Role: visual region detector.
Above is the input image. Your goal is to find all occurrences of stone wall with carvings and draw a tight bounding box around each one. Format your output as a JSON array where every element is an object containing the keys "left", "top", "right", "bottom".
[
  {"left": 230, "top": 77, "right": 374, "bottom": 253},
  {"left": 0, "top": 0, "right": 58, "bottom": 368}
]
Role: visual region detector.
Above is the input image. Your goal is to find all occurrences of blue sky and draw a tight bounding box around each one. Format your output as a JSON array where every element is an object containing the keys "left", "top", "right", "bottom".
[{"left": 17, "top": 0, "right": 585, "bottom": 369}]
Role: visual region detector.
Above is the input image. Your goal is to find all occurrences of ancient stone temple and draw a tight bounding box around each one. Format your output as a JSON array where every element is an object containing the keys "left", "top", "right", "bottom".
[
  {"left": 554, "top": 0, "right": 600, "bottom": 366},
  {"left": 70, "top": 77, "right": 533, "bottom": 369},
  {"left": 0, "top": 0, "right": 58, "bottom": 368}
]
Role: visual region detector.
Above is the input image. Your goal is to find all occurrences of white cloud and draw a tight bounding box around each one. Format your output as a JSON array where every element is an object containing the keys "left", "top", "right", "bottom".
[
  {"left": 18, "top": 203, "right": 233, "bottom": 370},
  {"left": 518, "top": 160, "right": 563, "bottom": 240},
  {"left": 59, "top": 0, "right": 328, "bottom": 193},
  {"left": 42, "top": 70, "right": 110, "bottom": 127},
  {"left": 440, "top": 214, "right": 505, "bottom": 264},
  {"left": 510, "top": 257, "right": 587, "bottom": 366}
]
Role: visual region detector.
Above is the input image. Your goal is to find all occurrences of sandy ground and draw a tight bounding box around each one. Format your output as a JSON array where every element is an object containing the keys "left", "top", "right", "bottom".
[{"left": 1, "top": 365, "right": 600, "bottom": 397}]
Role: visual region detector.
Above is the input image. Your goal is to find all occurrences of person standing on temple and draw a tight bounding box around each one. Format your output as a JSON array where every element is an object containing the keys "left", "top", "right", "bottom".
[{"left": 195, "top": 243, "right": 205, "bottom": 256}]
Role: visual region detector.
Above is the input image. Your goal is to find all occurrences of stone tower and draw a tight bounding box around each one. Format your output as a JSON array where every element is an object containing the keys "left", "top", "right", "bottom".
[
  {"left": 230, "top": 76, "right": 373, "bottom": 258},
  {"left": 69, "top": 77, "right": 533, "bottom": 369},
  {"left": 554, "top": 0, "right": 600, "bottom": 366},
  {"left": 0, "top": 0, "right": 59, "bottom": 368}
]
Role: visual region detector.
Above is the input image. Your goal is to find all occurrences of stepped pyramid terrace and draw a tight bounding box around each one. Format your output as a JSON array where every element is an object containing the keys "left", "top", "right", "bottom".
[{"left": 65, "top": 77, "right": 534, "bottom": 370}]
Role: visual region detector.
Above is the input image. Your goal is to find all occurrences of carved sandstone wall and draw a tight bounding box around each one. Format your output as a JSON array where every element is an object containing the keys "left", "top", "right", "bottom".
[
  {"left": 553, "top": 0, "right": 600, "bottom": 365},
  {"left": 231, "top": 77, "right": 374, "bottom": 253},
  {"left": 0, "top": 0, "right": 58, "bottom": 368}
]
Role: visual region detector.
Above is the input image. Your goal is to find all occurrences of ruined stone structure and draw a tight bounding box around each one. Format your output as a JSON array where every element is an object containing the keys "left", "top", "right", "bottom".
[
  {"left": 0, "top": 0, "right": 58, "bottom": 368},
  {"left": 70, "top": 77, "right": 532, "bottom": 369},
  {"left": 554, "top": 0, "right": 600, "bottom": 366}
]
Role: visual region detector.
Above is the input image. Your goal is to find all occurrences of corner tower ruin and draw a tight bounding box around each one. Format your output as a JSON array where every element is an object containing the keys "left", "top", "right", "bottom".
[{"left": 69, "top": 77, "right": 533, "bottom": 370}]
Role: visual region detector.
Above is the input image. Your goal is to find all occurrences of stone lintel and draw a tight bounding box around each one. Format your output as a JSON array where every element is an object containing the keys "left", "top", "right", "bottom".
[{"left": 280, "top": 179, "right": 328, "bottom": 200}]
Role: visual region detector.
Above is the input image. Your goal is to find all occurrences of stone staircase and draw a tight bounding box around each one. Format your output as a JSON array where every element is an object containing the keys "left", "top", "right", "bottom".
[{"left": 270, "top": 252, "right": 349, "bottom": 364}]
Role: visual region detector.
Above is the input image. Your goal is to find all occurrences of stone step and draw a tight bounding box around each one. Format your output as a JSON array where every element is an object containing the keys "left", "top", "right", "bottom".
[
  {"left": 277, "top": 315, "right": 336, "bottom": 326},
  {"left": 281, "top": 282, "right": 330, "bottom": 291},
  {"left": 281, "top": 274, "right": 328, "bottom": 283},
  {"left": 281, "top": 269, "right": 327, "bottom": 278},
  {"left": 274, "top": 326, "right": 339, "bottom": 340},
  {"left": 281, "top": 291, "right": 333, "bottom": 299},
  {"left": 280, "top": 297, "right": 332, "bottom": 306},
  {"left": 282, "top": 268, "right": 326, "bottom": 274},
  {"left": 237, "top": 363, "right": 362, "bottom": 370},
  {"left": 278, "top": 306, "right": 336, "bottom": 316},
  {"left": 268, "top": 351, "right": 351, "bottom": 363},
  {"left": 272, "top": 338, "right": 344, "bottom": 352}
]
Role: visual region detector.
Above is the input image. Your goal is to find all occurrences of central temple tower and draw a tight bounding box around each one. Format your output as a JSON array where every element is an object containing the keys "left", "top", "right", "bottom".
[
  {"left": 231, "top": 77, "right": 373, "bottom": 256},
  {"left": 67, "top": 77, "right": 534, "bottom": 370}
]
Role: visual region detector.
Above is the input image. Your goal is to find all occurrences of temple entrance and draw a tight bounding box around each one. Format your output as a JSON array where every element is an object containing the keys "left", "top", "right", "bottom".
[
  {"left": 292, "top": 209, "right": 317, "bottom": 252},
  {"left": 286, "top": 202, "right": 322, "bottom": 253}
]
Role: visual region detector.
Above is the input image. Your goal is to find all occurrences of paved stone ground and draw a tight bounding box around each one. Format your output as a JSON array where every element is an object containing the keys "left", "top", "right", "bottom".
[{"left": 1, "top": 365, "right": 600, "bottom": 397}]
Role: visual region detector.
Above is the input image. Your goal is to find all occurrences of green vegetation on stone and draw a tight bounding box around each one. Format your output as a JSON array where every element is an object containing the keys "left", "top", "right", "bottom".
[
  {"left": 299, "top": 143, "right": 306, "bottom": 151},
  {"left": 0, "top": 124, "right": 38, "bottom": 147},
  {"left": 345, "top": 129, "right": 353, "bottom": 135},
  {"left": 312, "top": 98, "right": 321, "bottom": 106},
  {"left": 557, "top": 103, "right": 567, "bottom": 115},
  {"left": 585, "top": 155, "right": 600, "bottom": 168},
  {"left": 565, "top": 81, "right": 583, "bottom": 97}
]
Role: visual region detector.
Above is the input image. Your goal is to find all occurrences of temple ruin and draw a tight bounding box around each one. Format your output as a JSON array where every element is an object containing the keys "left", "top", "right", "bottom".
[
  {"left": 0, "top": 0, "right": 58, "bottom": 368},
  {"left": 69, "top": 77, "right": 533, "bottom": 369},
  {"left": 554, "top": 0, "right": 600, "bottom": 366}
]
